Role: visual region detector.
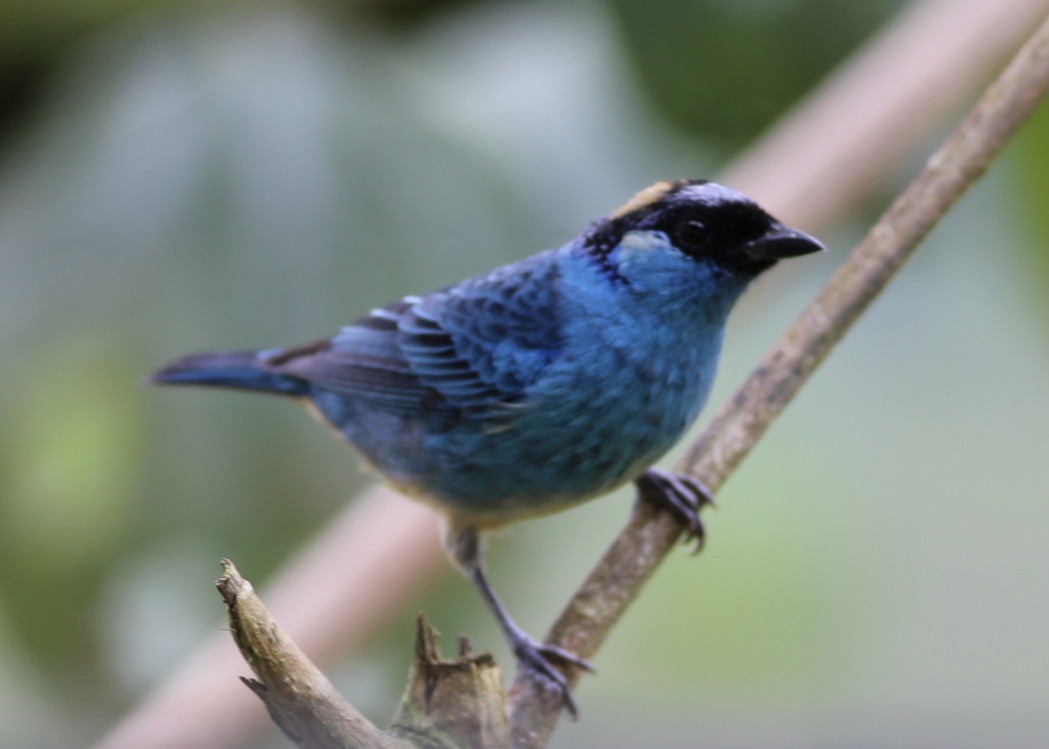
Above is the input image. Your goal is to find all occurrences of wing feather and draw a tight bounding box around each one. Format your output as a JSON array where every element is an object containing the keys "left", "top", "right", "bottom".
[{"left": 260, "top": 253, "right": 564, "bottom": 422}]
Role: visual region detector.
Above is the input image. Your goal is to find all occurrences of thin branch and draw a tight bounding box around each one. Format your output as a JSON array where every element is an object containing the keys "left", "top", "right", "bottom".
[
  {"left": 216, "top": 559, "right": 402, "bottom": 749},
  {"left": 506, "top": 11, "right": 1049, "bottom": 746},
  {"left": 218, "top": 559, "right": 512, "bottom": 749}
]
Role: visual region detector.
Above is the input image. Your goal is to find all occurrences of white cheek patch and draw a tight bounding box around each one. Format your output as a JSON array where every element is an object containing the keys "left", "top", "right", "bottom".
[
  {"left": 618, "top": 230, "right": 672, "bottom": 256},
  {"left": 616, "top": 227, "right": 667, "bottom": 250}
]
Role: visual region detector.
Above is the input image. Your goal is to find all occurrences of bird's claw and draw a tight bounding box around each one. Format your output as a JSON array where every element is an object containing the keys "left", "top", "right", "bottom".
[
  {"left": 636, "top": 468, "right": 716, "bottom": 553},
  {"left": 512, "top": 635, "right": 594, "bottom": 719}
]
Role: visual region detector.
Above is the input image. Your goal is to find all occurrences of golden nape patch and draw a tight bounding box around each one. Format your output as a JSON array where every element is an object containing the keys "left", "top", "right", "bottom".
[{"left": 609, "top": 179, "right": 680, "bottom": 219}]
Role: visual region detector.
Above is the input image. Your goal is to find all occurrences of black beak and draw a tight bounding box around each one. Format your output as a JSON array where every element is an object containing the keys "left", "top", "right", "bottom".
[{"left": 744, "top": 223, "right": 825, "bottom": 261}]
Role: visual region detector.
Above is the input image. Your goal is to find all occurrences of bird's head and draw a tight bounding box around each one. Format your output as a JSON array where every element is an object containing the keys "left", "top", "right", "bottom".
[{"left": 579, "top": 179, "right": 823, "bottom": 310}]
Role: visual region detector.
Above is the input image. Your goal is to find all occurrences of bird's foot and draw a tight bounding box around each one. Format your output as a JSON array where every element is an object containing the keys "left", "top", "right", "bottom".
[
  {"left": 510, "top": 633, "right": 595, "bottom": 719},
  {"left": 636, "top": 468, "right": 716, "bottom": 553}
]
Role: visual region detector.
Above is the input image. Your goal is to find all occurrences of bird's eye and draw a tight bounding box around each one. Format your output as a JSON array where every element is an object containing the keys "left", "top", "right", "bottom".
[{"left": 674, "top": 217, "right": 711, "bottom": 251}]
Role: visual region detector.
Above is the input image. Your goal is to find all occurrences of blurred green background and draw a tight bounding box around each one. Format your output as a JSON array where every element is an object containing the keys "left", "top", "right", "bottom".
[{"left": 2, "top": 0, "right": 1048, "bottom": 747}]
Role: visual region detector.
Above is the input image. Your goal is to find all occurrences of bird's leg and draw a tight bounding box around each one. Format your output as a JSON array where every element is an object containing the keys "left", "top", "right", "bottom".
[
  {"left": 447, "top": 524, "right": 594, "bottom": 718},
  {"left": 469, "top": 564, "right": 594, "bottom": 717},
  {"left": 635, "top": 467, "right": 716, "bottom": 553}
]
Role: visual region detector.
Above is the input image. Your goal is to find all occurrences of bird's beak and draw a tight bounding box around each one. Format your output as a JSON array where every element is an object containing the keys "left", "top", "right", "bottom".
[{"left": 744, "top": 223, "right": 825, "bottom": 261}]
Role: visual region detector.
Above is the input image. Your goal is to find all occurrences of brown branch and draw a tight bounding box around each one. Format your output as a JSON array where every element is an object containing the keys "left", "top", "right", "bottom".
[
  {"left": 506, "top": 11, "right": 1049, "bottom": 746},
  {"left": 216, "top": 559, "right": 402, "bottom": 749},
  {"left": 218, "top": 560, "right": 511, "bottom": 749},
  {"left": 389, "top": 618, "right": 510, "bottom": 749}
]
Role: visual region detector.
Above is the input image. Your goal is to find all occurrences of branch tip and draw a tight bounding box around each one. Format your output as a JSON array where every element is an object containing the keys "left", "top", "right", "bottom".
[
  {"left": 215, "top": 558, "right": 253, "bottom": 606},
  {"left": 413, "top": 613, "right": 441, "bottom": 664}
]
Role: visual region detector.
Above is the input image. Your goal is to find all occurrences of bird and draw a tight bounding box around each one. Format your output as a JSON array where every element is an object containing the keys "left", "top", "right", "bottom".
[{"left": 150, "top": 178, "right": 823, "bottom": 715}]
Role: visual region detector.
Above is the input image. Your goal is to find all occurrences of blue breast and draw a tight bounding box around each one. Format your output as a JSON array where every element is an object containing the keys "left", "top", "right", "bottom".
[{"left": 404, "top": 249, "right": 728, "bottom": 522}]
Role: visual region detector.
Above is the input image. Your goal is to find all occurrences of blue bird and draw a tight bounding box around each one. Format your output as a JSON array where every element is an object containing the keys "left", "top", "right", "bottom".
[{"left": 151, "top": 179, "right": 822, "bottom": 713}]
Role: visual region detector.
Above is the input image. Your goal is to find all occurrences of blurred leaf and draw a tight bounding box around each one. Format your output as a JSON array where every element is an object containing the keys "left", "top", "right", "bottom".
[
  {"left": 604, "top": 0, "right": 903, "bottom": 149},
  {"left": 1, "top": 342, "right": 141, "bottom": 571},
  {"left": 0, "top": 337, "right": 143, "bottom": 684}
]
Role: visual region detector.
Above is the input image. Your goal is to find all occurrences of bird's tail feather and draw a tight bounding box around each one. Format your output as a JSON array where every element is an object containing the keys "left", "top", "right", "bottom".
[{"left": 148, "top": 350, "right": 309, "bottom": 397}]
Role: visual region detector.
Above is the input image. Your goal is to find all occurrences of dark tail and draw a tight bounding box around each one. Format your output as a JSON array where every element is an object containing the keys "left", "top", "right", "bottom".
[{"left": 148, "top": 350, "right": 309, "bottom": 397}]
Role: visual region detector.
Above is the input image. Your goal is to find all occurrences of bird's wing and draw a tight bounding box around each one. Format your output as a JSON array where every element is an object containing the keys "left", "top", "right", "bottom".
[
  {"left": 264, "top": 254, "right": 564, "bottom": 422},
  {"left": 262, "top": 300, "right": 428, "bottom": 415}
]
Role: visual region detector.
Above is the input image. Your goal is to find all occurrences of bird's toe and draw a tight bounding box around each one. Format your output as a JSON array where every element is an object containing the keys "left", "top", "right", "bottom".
[{"left": 636, "top": 468, "right": 716, "bottom": 553}]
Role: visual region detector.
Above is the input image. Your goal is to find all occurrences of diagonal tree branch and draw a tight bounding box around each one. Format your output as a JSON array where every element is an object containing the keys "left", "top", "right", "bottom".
[
  {"left": 215, "top": 560, "right": 404, "bottom": 749},
  {"left": 506, "top": 11, "right": 1049, "bottom": 746}
]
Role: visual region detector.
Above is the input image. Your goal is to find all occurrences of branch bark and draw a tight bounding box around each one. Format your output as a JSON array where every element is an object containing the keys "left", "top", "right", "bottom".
[
  {"left": 218, "top": 559, "right": 511, "bottom": 749},
  {"left": 217, "top": 559, "right": 405, "bottom": 749},
  {"left": 506, "top": 11, "right": 1049, "bottom": 747},
  {"left": 388, "top": 619, "right": 509, "bottom": 749}
]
